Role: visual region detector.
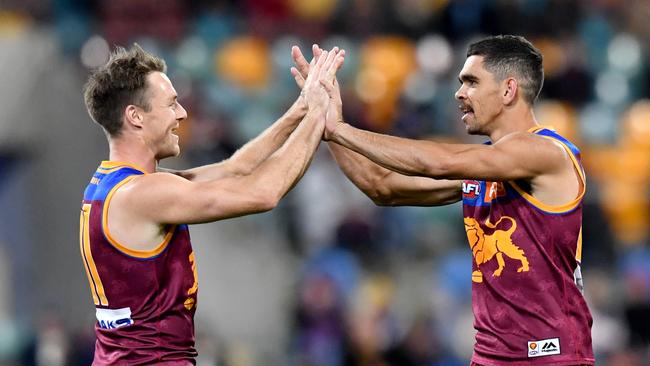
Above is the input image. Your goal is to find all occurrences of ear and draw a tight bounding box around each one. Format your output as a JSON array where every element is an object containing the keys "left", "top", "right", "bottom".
[
  {"left": 124, "top": 105, "right": 144, "bottom": 129},
  {"left": 503, "top": 78, "right": 518, "bottom": 105}
]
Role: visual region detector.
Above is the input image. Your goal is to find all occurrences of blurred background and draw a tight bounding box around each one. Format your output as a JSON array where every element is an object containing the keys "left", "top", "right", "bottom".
[{"left": 0, "top": 0, "right": 649, "bottom": 365}]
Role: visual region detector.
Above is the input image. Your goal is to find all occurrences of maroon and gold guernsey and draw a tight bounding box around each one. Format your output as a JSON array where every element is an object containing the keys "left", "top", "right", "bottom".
[
  {"left": 462, "top": 127, "right": 594, "bottom": 366},
  {"left": 79, "top": 161, "right": 198, "bottom": 365}
]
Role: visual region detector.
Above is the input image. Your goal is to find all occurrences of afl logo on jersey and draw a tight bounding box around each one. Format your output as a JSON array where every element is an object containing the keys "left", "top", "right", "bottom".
[{"left": 462, "top": 180, "right": 481, "bottom": 199}]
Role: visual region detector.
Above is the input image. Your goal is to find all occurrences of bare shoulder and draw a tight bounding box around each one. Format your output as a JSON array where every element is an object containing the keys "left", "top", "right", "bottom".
[
  {"left": 123, "top": 171, "right": 187, "bottom": 190},
  {"left": 157, "top": 167, "right": 196, "bottom": 180},
  {"left": 111, "top": 172, "right": 191, "bottom": 210},
  {"left": 495, "top": 130, "right": 565, "bottom": 151},
  {"left": 493, "top": 130, "right": 570, "bottom": 173}
]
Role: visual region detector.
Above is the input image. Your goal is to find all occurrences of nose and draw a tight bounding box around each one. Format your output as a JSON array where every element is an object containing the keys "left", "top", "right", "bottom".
[
  {"left": 177, "top": 102, "right": 188, "bottom": 120},
  {"left": 454, "top": 85, "right": 465, "bottom": 101}
]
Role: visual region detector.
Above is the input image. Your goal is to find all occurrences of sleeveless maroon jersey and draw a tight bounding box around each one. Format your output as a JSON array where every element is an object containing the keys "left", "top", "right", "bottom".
[
  {"left": 462, "top": 127, "right": 594, "bottom": 365},
  {"left": 80, "top": 161, "right": 198, "bottom": 365}
]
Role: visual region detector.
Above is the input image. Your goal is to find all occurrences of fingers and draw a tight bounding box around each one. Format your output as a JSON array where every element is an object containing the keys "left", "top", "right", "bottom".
[
  {"left": 291, "top": 44, "right": 325, "bottom": 80},
  {"left": 306, "top": 49, "right": 329, "bottom": 84},
  {"left": 299, "top": 45, "right": 346, "bottom": 106},
  {"left": 311, "top": 47, "right": 339, "bottom": 82},
  {"left": 319, "top": 78, "right": 336, "bottom": 98},
  {"left": 300, "top": 52, "right": 321, "bottom": 93},
  {"left": 312, "top": 44, "right": 323, "bottom": 60},
  {"left": 322, "top": 49, "right": 345, "bottom": 86},
  {"left": 290, "top": 67, "right": 305, "bottom": 89},
  {"left": 291, "top": 45, "right": 310, "bottom": 79}
]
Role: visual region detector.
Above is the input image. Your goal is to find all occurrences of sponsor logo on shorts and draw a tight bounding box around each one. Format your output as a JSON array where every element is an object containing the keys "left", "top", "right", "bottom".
[
  {"left": 528, "top": 337, "right": 560, "bottom": 357},
  {"left": 96, "top": 307, "right": 134, "bottom": 330}
]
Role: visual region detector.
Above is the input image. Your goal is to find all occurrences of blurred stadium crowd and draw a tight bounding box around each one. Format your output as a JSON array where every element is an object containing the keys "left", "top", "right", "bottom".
[{"left": 1, "top": 0, "right": 650, "bottom": 365}]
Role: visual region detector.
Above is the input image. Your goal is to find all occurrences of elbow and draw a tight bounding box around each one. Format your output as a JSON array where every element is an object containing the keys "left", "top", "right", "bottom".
[
  {"left": 255, "top": 194, "right": 279, "bottom": 213},
  {"left": 371, "top": 196, "right": 393, "bottom": 207},
  {"left": 366, "top": 181, "right": 396, "bottom": 207},
  {"left": 254, "top": 189, "right": 282, "bottom": 213},
  {"left": 264, "top": 196, "right": 280, "bottom": 212},
  {"left": 368, "top": 190, "right": 390, "bottom": 206},
  {"left": 422, "top": 158, "right": 456, "bottom": 179}
]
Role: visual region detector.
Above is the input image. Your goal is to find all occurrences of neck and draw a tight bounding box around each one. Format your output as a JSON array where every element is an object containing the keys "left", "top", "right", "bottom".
[
  {"left": 488, "top": 103, "right": 538, "bottom": 142},
  {"left": 108, "top": 135, "right": 157, "bottom": 173}
]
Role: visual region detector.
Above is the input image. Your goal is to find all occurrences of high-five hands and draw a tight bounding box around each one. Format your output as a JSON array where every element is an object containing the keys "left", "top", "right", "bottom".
[
  {"left": 291, "top": 45, "right": 345, "bottom": 140},
  {"left": 298, "top": 46, "right": 345, "bottom": 115}
]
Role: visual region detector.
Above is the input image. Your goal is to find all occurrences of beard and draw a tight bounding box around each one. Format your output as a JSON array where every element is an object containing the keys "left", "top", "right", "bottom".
[{"left": 463, "top": 116, "right": 482, "bottom": 135}]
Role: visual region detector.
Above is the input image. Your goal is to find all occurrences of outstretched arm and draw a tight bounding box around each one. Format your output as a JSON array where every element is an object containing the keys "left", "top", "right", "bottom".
[
  {"left": 163, "top": 46, "right": 329, "bottom": 182},
  {"left": 114, "top": 47, "right": 347, "bottom": 225},
  {"left": 167, "top": 97, "right": 307, "bottom": 182},
  {"left": 292, "top": 45, "right": 462, "bottom": 206},
  {"left": 326, "top": 122, "right": 569, "bottom": 182},
  {"left": 329, "top": 142, "right": 461, "bottom": 206}
]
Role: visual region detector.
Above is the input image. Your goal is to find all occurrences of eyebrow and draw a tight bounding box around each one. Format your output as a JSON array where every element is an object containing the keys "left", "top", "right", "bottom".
[{"left": 458, "top": 74, "right": 479, "bottom": 84}]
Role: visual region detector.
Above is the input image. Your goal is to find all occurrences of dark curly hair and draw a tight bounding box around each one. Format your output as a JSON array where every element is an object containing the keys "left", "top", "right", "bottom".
[
  {"left": 83, "top": 44, "right": 166, "bottom": 137},
  {"left": 467, "top": 35, "right": 544, "bottom": 105}
]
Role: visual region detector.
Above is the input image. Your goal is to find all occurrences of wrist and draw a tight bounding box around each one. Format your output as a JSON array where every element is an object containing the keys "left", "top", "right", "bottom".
[
  {"left": 307, "top": 104, "right": 327, "bottom": 116},
  {"left": 333, "top": 121, "right": 346, "bottom": 138},
  {"left": 289, "top": 96, "right": 308, "bottom": 118},
  {"left": 325, "top": 121, "right": 346, "bottom": 142}
]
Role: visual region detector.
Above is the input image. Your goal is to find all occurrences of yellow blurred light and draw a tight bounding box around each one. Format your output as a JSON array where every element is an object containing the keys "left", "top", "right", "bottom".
[
  {"left": 534, "top": 38, "right": 567, "bottom": 77},
  {"left": 535, "top": 100, "right": 579, "bottom": 143},
  {"left": 432, "top": 0, "right": 451, "bottom": 11},
  {"left": 288, "top": 0, "right": 338, "bottom": 20},
  {"left": 358, "top": 275, "right": 395, "bottom": 310},
  {"left": 582, "top": 146, "right": 618, "bottom": 179},
  {"left": 360, "top": 37, "right": 416, "bottom": 83},
  {"left": 215, "top": 37, "right": 271, "bottom": 90},
  {"left": 355, "top": 69, "right": 388, "bottom": 103},
  {"left": 601, "top": 180, "right": 649, "bottom": 245},
  {"left": 586, "top": 142, "right": 650, "bottom": 245},
  {"left": 621, "top": 99, "right": 650, "bottom": 150},
  {"left": 0, "top": 11, "right": 32, "bottom": 37},
  {"left": 357, "top": 37, "right": 416, "bottom": 130}
]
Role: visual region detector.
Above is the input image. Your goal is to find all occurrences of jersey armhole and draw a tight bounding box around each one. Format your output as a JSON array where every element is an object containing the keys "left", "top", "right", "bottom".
[
  {"left": 102, "top": 175, "right": 176, "bottom": 258},
  {"left": 509, "top": 137, "right": 586, "bottom": 213}
]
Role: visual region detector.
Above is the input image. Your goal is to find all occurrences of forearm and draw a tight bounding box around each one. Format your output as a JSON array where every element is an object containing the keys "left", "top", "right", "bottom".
[
  {"left": 180, "top": 98, "right": 308, "bottom": 182},
  {"left": 250, "top": 108, "right": 325, "bottom": 202},
  {"left": 229, "top": 98, "right": 308, "bottom": 173},
  {"left": 327, "top": 141, "right": 391, "bottom": 197},
  {"left": 328, "top": 141, "right": 462, "bottom": 206},
  {"left": 330, "top": 122, "right": 453, "bottom": 178}
]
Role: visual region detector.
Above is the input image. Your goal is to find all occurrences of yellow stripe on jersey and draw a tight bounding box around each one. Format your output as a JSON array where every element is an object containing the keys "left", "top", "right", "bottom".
[
  {"left": 102, "top": 176, "right": 175, "bottom": 258},
  {"left": 80, "top": 204, "right": 108, "bottom": 306},
  {"left": 527, "top": 126, "right": 546, "bottom": 134},
  {"left": 576, "top": 226, "right": 583, "bottom": 262},
  {"left": 510, "top": 136, "right": 586, "bottom": 213},
  {"left": 99, "top": 161, "right": 147, "bottom": 174}
]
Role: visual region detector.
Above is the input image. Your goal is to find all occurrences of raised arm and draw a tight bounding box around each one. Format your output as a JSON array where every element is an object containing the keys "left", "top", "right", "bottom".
[
  {"left": 292, "top": 45, "right": 461, "bottom": 206},
  {"left": 163, "top": 46, "right": 327, "bottom": 182},
  {"left": 168, "top": 98, "right": 307, "bottom": 182},
  {"left": 112, "top": 47, "right": 346, "bottom": 226}
]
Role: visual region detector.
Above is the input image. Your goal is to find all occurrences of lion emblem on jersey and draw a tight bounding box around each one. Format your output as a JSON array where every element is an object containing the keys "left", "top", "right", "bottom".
[{"left": 464, "top": 216, "right": 529, "bottom": 283}]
